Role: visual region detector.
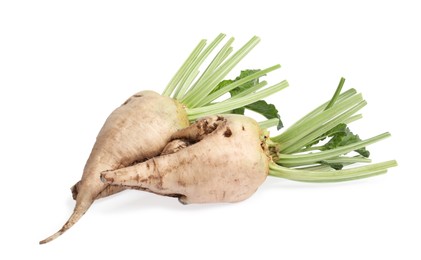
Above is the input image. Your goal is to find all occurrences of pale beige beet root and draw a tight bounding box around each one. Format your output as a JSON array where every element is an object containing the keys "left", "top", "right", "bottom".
[
  {"left": 101, "top": 115, "right": 270, "bottom": 204},
  {"left": 40, "top": 90, "right": 188, "bottom": 244}
]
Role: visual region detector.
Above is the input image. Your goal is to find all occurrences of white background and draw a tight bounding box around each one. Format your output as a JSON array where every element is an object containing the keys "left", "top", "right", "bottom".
[{"left": 1, "top": 0, "right": 420, "bottom": 259}]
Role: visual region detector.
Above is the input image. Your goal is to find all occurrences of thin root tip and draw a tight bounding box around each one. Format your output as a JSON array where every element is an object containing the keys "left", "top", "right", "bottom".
[
  {"left": 39, "top": 230, "right": 63, "bottom": 245},
  {"left": 40, "top": 196, "right": 91, "bottom": 244}
]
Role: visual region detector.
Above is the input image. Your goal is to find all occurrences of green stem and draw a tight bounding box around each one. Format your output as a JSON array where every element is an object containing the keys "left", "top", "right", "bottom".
[
  {"left": 162, "top": 34, "right": 287, "bottom": 123},
  {"left": 172, "top": 33, "right": 227, "bottom": 99},
  {"left": 266, "top": 78, "right": 396, "bottom": 182},
  {"left": 258, "top": 118, "right": 280, "bottom": 129},
  {"left": 296, "top": 158, "right": 368, "bottom": 171},
  {"left": 162, "top": 39, "right": 207, "bottom": 97},
  {"left": 269, "top": 160, "right": 397, "bottom": 182},
  {"left": 282, "top": 100, "right": 367, "bottom": 154},
  {"left": 276, "top": 132, "right": 390, "bottom": 166},
  {"left": 322, "top": 156, "right": 372, "bottom": 164},
  {"left": 295, "top": 113, "right": 364, "bottom": 153},
  {"left": 343, "top": 114, "right": 363, "bottom": 124},
  {"left": 325, "top": 77, "right": 346, "bottom": 110},
  {"left": 182, "top": 36, "right": 261, "bottom": 107},
  {"left": 273, "top": 93, "right": 364, "bottom": 149},
  {"left": 186, "top": 80, "right": 289, "bottom": 120},
  {"left": 285, "top": 89, "right": 357, "bottom": 131},
  {"left": 175, "top": 36, "right": 234, "bottom": 100},
  {"left": 197, "top": 64, "right": 281, "bottom": 106}
]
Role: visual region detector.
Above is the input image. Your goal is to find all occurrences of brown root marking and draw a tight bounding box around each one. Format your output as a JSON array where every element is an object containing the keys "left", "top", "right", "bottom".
[
  {"left": 121, "top": 93, "right": 144, "bottom": 106},
  {"left": 130, "top": 158, "right": 146, "bottom": 166},
  {"left": 129, "top": 186, "right": 184, "bottom": 199},
  {"left": 151, "top": 158, "right": 164, "bottom": 190},
  {"left": 178, "top": 196, "right": 189, "bottom": 205},
  {"left": 95, "top": 185, "right": 125, "bottom": 200},
  {"left": 161, "top": 139, "right": 191, "bottom": 155},
  {"left": 202, "top": 116, "right": 225, "bottom": 135},
  {"left": 70, "top": 181, "right": 80, "bottom": 200},
  {"left": 102, "top": 175, "right": 114, "bottom": 183},
  {"left": 177, "top": 179, "right": 187, "bottom": 187},
  {"left": 223, "top": 127, "right": 232, "bottom": 137},
  {"left": 122, "top": 98, "right": 131, "bottom": 106},
  {"left": 136, "top": 173, "right": 142, "bottom": 184},
  {"left": 170, "top": 116, "right": 226, "bottom": 143},
  {"left": 202, "top": 119, "right": 218, "bottom": 134}
]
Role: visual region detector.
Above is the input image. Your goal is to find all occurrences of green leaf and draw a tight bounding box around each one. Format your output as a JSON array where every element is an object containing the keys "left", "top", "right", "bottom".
[
  {"left": 356, "top": 147, "right": 370, "bottom": 157},
  {"left": 319, "top": 160, "right": 344, "bottom": 170},
  {"left": 212, "top": 79, "right": 234, "bottom": 94},
  {"left": 229, "top": 69, "right": 261, "bottom": 96},
  {"left": 303, "top": 121, "right": 370, "bottom": 160},
  {"left": 321, "top": 127, "right": 370, "bottom": 157},
  {"left": 232, "top": 107, "right": 245, "bottom": 115},
  {"left": 244, "top": 100, "right": 283, "bottom": 130},
  {"left": 217, "top": 69, "right": 283, "bottom": 130},
  {"left": 305, "top": 123, "right": 348, "bottom": 149}
]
